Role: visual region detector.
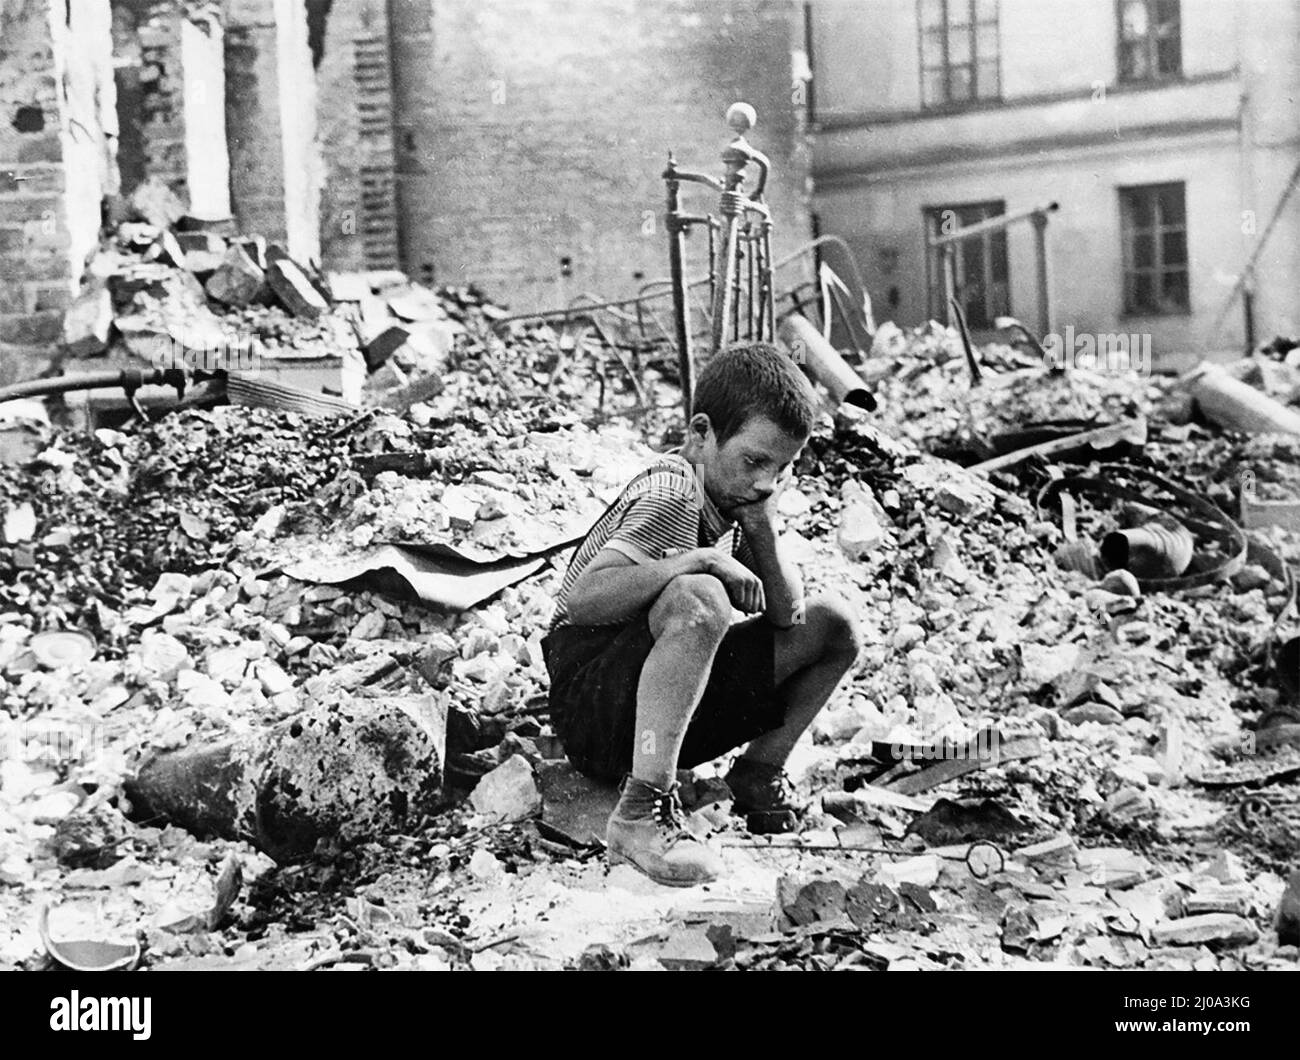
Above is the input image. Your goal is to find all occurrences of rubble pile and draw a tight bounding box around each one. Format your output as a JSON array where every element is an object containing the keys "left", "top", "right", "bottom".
[
  {"left": 862, "top": 321, "right": 1156, "bottom": 459},
  {"left": 3, "top": 294, "right": 1300, "bottom": 970}
]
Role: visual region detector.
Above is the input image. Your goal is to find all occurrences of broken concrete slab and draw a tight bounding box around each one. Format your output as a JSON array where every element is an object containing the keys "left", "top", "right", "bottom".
[
  {"left": 1016, "top": 833, "right": 1078, "bottom": 866},
  {"left": 363, "top": 326, "right": 410, "bottom": 372},
  {"left": 1063, "top": 702, "right": 1125, "bottom": 726},
  {"left": 62, "top": 283, "right": 113, "bottom": 356},
  {"left": 876, "top": 854, "right": 940, "bottom": 889},
  {"left": 175, "top": 231, "right": 227, "bottom": 255},
  {"left": 668, "top": 895, "right": 779, "bottom": 939},
  {"left": 387, "top": 283, "right": 447, "bottom": 322},
  {"left": 904, "top": 797, "right": 1029, "bottom": 846},
  {"left": 267, "top": 258, "right": 328, "bottom": 320},
  {"left": 1150, "top": 913, "right": 1259, "bottom": 947},
  {"left": 146, "top": 230, "right": 188, "bottom": 269},
  {"left": 469, "top": 753, "right": 541, "bottom": 822},
  {"left": 205, "top": 245, "right": 265, "bottom": 308},
  {"left": 625, "top": 926, "right": 717, "bottom": 970},
  {"left": 778, "top": 875, "right": 851, "bottom": 929},
  {"left": 1076, "top": 847, "right": 1152, "bottom": 890},
  {"left": 1200, "top": 850, "right": 1248, "bottom": 885},
  {"left": 1184, "top": 883, "right": 1252, "bottom": 917}
]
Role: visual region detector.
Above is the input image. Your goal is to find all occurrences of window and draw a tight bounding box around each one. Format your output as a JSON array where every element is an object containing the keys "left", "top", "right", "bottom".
[
  {"left": 1120, "top": 182, "right": 1188, "bottom": 315},
  {"left": 925, "top": 201, "right": 1009, "bottom": 329},
  {"left": 918, "top": 0, "right": 1000, "bottom": 108},
  {"left": 1117, "top": 0, "right": 1181, "bottom": 82}
]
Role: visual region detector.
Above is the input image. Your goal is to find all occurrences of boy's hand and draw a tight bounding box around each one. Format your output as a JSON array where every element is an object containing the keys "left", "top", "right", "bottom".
[
  {"left": 731, "top": 467, "right": 794, "bottom": 533},
  {"left": 683, "top": 548, "right": 765, "bottom": 613}
]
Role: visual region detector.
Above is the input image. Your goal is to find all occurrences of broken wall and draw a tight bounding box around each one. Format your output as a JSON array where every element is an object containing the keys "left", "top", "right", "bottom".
[
  {"left": 314, "top": 0, "right": 400, "bottom": 272},
  {"left": 112, "top": 0, "right": 231, "bottom": 219},
  {"left": 224, "top": 0, "right": 321, "bottom": 262},
  {"left": 0, "top": 0, "right": 115, "bottom": 384},
  {"left": 387, "top": 0, "right": 813, "bottom": 311}
]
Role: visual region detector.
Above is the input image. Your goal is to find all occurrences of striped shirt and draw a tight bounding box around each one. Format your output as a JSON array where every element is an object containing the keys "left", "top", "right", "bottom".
[{"left": 548, "top": 449, "right": 757, "bottom": 631}]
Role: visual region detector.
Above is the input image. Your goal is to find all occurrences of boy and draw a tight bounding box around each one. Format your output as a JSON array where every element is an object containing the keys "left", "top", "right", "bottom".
[{"left": 540, "top": 343, "right": 862, "bottom": 886}]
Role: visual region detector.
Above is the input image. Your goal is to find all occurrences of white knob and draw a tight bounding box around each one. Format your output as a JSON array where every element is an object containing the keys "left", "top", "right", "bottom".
[{"left": 726, "top": 102, "right": 756, "bottom": 134}]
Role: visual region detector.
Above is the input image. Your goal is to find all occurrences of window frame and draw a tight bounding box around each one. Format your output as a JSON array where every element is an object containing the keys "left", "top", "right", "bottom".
[
  {"left": 923, "top": 199, "right": 1011, "bottom": 328},
  {"left": 1119, "top": 181, "right": 1190, "bottom": 317},
  {"left": 1115, "top": 0, "right": 1183, "bottom": 84},
  {"left": 917, "top": 0, "right": 1001, "bottom": 111}
]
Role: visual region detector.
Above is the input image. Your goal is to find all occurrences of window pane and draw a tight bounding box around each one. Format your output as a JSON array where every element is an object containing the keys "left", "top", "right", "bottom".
[
  {"left": 1154, "top": 0, "right": 1180, "bottom": 29},
  {"left": 989, "top": 278, "right": 1010, "bottom": 319},
  {"left": 1121, "top": 0, "right": 1149, "bottom": 39},
  {"left": 1162, "top": 229, "right": 1187, "bottom": 267},
  {"left": 1161, "top": 269, "right": 1189, "bottom": 309},
  {"left": 919, "top": 0, "right": 945, "bottom": 30},
  {"left": 922, "top": 67, "right": 946, "bottom": 105},
  {"left": 1156, "top": 36, "right": 1181, "bottom": 75},
  {"left": 949, "top": 0, "right": 972, "bottom": 26},
  {"left": 975, "top": 22, "right": 997, "bottom": 57},
  {"left": 949, "top": 27, "right": 972, "bottom": 63},
  {"left": 1157, "top": 183, "right": 1186, "bottom": 225},
  {"left": 1124, "top": 190, "right": 1155, "bottom": 229},
  {"left": 1134, "top": 233, "right": 1156, "bottom": 268},
  {"left": 989, "top": 230, "right": 1008, "bottom": 281},
  {"left": 949, "top": 64, "right": 973, "bottom": 99},
  {"left": 975, "top": 0, "right": 998, "bottom": 21},
  {"left": 921, "top": 28, "right": 946, "bottom": 66},
  {"left": 1119, "top": 41, "right": 1148, "bottom": 80},
  {"left": 1130, "top": 273, "right": 1154, "bottom": 313},
  {"left": 976, "top": 59, "right": 999, "bottom": 97}
]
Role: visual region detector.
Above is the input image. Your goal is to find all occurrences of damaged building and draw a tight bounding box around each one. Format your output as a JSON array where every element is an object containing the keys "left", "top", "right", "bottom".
[
  {"left": 808, "top": 0, "right": 1300, "bottom": 368},
  {"left": 1, "top": 0, "right": 813, "bottom": 387}
]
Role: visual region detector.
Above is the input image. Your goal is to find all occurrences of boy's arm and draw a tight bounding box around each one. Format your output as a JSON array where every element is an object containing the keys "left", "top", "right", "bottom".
[
  {"left": 564, "top": 548, "right": 712, "bottom": 626},
  {"left": 735, "top": 518, "right": 805, "bottom": 628}
]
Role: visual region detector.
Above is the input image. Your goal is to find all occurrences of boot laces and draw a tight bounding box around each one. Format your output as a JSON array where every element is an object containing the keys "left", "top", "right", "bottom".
[{"left": 651, "top": 788, "right": 687, "bottom": 833}]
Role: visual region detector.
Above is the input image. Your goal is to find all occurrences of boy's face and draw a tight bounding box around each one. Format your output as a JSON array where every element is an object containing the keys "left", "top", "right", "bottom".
[{"left": 692, "top": 414, "right": 807, "bottom": 516}]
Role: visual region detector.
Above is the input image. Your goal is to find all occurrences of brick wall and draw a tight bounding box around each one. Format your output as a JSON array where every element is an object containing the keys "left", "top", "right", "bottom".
[
  {"left": 1, "top": 0, "right": 115, "bottom": 383},
  {"left": 316, "top": 0, "right": 400, "bottom": 272},
  {"left": 224, "top": 0, "right": 321, "bottom": 262},
  {"left": 387, "top": 0, "right": 812, "bottom": 312}
]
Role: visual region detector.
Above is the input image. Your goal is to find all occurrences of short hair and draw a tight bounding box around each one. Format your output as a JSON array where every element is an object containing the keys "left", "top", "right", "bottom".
[{"left": 691, "top": 342, "right": 818, "bottom": 447}]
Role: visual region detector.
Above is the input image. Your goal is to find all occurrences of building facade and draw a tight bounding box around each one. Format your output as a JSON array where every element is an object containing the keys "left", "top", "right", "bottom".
[
  {"left": 2, "top": 0, "right": 811, "bottom": 393},
  {"left": 809, "top": 0, "right": 1300, "bottom": 369}
]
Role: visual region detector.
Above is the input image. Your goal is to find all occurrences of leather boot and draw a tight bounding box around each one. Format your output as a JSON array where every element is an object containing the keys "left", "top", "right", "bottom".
[
  {"left": 606, "top": 776, "right": 722, "bottom": 887},
  {"left": 724, "top": 758, "right": 803, "bottom": 835}
]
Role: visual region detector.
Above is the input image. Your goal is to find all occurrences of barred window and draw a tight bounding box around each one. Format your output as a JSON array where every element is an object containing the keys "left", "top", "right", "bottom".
[
  {"left": 1120, "top": 182, "right": 1189, "bottom": 315},
  {"left": 918, "top": 0, "right": 1000, "bottom": 108}
]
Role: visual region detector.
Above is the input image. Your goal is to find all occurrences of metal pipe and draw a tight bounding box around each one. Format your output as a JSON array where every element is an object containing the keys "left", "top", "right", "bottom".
[
  {"left": 929, "top": 201, "right": 1060, "bottom": 248},
  {"left": 759, "top": 225, "right": 769, "bottom": 338},
  {"left": 664, "top": 157, "right": 695, "bottom": 417},
  {"left": 746, "top": 229, "right": 757, "bottom": 340},
  {"left": 1031, "top": 209, "right": 1054, "bottom": 338},
  {"left": 942, "top": 246, "right": 958, "bottom": 328},
  {"left": 0, "top": 368, "right": 176, "bottom": 404},
  {"left": 712, "top": 212, "right": 741, "bottom": 354},
  {"left": 778, "top": 313, "right": 876, "bottom": 411}
]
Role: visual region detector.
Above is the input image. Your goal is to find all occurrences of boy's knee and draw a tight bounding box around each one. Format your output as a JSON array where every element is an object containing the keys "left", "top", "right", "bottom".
[
  {"left": 651, "top": 573, "right": 732, "bottom": 637},
  {"left": 805, "top": 593, "right": 862, "bottom": 661}
]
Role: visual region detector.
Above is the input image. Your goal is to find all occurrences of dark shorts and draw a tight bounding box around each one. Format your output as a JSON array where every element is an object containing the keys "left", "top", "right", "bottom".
[{"left": 540, "top": 611, "right": 785, "bottom": 783}]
